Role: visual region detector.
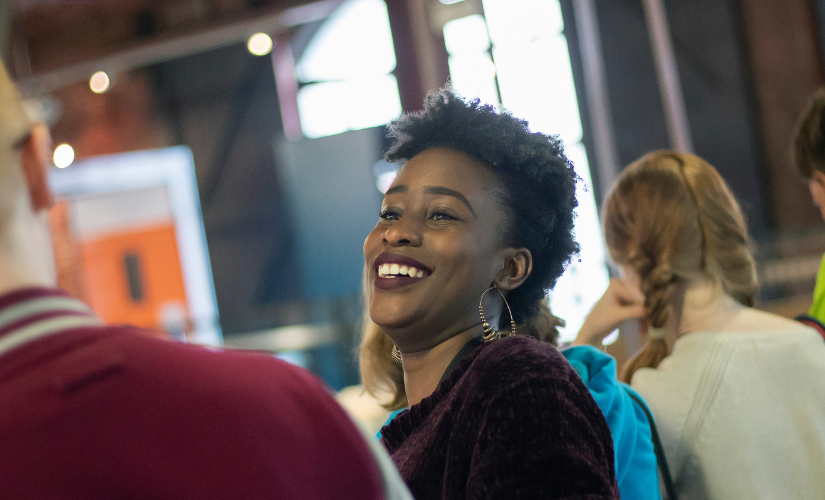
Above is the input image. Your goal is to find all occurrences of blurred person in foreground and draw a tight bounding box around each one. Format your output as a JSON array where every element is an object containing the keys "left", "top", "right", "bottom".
[
  {"left": 362, "top": 87, "right": 619, "bottom": 499},
  {"left": 0, "top": 61, "right": 410, "bottom": 500},
  {"left": 574, "top": 150, "right": 825, "bottom": 499},
  {"left": 793, "top": 89, "right": 825, "bottom": 325}
]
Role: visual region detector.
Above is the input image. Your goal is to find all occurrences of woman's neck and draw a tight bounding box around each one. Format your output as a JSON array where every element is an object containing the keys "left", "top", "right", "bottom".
[
  {"left": 401, "top": 324, "right": 483, "bottom": 407},
  {"left": 670, "top": 277, "right": 744, "bottom": 338}
]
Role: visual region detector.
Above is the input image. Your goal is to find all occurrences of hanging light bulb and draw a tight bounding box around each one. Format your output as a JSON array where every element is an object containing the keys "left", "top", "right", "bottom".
[
  {"left": 53, "top": 144, "right": 75, "bottom": 168},
  {"left": 247, "top": 33, "right": 273, "bottom": 56},
  {"left": 89, "top": 71, "right": 111, "bottom": 94}
]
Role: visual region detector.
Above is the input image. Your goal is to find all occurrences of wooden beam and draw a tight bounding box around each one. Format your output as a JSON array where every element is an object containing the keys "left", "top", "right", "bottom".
[{"left": 385, "top": 0, "right": 449, "bottom": 112}]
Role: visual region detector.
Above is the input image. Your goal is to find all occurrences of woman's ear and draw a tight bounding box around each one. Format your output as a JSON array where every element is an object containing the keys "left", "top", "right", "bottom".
[
  {"left": 496, "top": 247, "right": 532, "bottom": 291},
  {"left": 21, "top": 124, "right": 54, "bottom": 211}
]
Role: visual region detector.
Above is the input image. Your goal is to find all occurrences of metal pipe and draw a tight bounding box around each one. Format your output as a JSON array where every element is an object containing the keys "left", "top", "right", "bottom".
[
  {"left": 642, "top": 0, "right": 693, "bottom": 153},
  {"left": 572, "top": 0, "right": 621, "bottom": 190},
  {"left": 272, "top": 34, "right": 303, "bottom": 142}
]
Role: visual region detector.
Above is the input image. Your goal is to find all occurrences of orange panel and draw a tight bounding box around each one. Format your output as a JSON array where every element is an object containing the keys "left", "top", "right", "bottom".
[{"left": 79, "top": 223, "right": 188, "bottom": 331}]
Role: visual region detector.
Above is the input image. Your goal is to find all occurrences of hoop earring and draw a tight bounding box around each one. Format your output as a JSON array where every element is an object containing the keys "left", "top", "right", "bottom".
[
  {"left": 391, "top": 344, "right": 402, "bottom": 364},
  {"left": 479, "top": 285, "right": 517, "bottom": 342}
]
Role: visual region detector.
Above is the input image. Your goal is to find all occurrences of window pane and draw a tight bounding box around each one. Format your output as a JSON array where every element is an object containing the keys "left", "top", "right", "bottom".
[
  {"left": 447, "top": 54, "right": 499, "bottom": 106},
  {"left": 297, "top": 75, "right": 402, "bottom": 138},
  {"left": 443, "top": 14, "right": 491, "bottom": 56},
  {"left": 494, "top": 35, "right": 583, "bottom": 144},
  {"left": 482, "top": 0, "right": 563, "bottom": 46},
  {"left": 297, "top": 0, "right": 396, "bottom": 82}
]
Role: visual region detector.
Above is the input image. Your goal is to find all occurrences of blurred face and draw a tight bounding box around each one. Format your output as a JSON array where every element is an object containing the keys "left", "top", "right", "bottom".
[
  {"left": 809, "top": 172, "right": 825, "bottom": 221},
  {"left": 363, "top": 148, "right": 511, "bottom": 352}
]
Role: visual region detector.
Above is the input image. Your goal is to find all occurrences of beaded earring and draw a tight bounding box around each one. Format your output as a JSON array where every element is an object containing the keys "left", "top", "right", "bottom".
[{"left": 479, "top": 285, "right": 516, "bottom": 342}]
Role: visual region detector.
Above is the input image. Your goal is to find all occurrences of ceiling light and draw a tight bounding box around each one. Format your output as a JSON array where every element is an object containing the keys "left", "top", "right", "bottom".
[
  {"left": 89, "top": 71, "right": 110, "bottom": 94},
  {"left": 247, "top": 33, "right": 273, "bottom": 56},
  {"left": 53, "top": 144, "right": 74, "bottom": 168}
]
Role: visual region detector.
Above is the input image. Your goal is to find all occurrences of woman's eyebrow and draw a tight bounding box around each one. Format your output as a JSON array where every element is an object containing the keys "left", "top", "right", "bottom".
[
  {"left": 424, "top": 186, "right": 477, "bottom": 219},
  {"left": 385, "top": 185, "right": 408, "bottom": 195}
]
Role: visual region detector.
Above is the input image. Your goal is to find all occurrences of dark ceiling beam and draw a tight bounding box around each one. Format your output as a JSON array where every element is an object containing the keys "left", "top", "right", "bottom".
[
  {"left": 385, "top": 0, "right": 450, "bottom": 112},
  {"left": 15, "top": 0, "right": 343, "bottom": 96}
]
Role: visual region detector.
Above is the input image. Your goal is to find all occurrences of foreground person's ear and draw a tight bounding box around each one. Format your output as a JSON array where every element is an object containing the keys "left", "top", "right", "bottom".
[
  {"left": 496, "top": 248, "right": 532, "bottom": 291},
  {"left": 21, "top": 124, "right": 54, "bottom": 212}
]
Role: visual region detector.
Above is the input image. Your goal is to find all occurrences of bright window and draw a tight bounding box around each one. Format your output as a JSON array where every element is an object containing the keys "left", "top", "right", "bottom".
[
  {"left": 297, "top": 75, "right": 402, "bottom": 139},
  {"left": 442, "top": 14, "right": 499, "bottom": 106},
  {"left": 447, "top": 0, "right": 611, "bottom": 342},
  {"left": 295, "top": 0, "right": 401, "bottom": 139}
]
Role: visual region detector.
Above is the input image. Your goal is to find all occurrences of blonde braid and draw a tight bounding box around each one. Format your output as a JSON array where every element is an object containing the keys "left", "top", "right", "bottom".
[{"left": 619, "top": 259, "right": 674, "bottom": 383}]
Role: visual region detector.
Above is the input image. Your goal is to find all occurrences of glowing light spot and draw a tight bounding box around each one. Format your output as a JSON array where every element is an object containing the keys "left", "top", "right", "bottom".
[
  {"left": 247, "top": 33, "right": 273, "bottom": 56},
  {"left": 376, "top": 170, "right": 398, "bottom": 194},
  {"left": 89, "top": 71, "right": 110, "bottom": 94},
  {"left": 53, "top": 144, "right": 74, "bottom": 168}
]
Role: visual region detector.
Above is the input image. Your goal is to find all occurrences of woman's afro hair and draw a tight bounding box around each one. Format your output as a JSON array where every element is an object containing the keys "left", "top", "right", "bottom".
[{"left": 385, "top": 87, "right": 580, "bottom": 325}]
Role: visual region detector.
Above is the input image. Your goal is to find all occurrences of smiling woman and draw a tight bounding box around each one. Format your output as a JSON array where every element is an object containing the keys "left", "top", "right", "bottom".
[{"left": 361, "top": 88, "right": 619, "bottom": 499}]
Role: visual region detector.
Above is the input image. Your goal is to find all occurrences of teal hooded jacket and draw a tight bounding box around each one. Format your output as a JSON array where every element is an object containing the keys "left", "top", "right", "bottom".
[{"left": 562, "top": 345, "right": 661, "bottom": 500}]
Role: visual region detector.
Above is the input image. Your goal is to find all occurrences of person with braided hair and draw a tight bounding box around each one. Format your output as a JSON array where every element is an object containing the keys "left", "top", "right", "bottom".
[{"left": 574, "top": 150, "right": 825, "bottom": 499}]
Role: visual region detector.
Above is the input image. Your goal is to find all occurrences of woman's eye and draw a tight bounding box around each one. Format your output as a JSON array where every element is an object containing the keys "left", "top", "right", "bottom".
[
  {"left": 379, "top": 209, "right": 400, "bottom": 221},
  {"left": 430, "top": 211, "right": 456, "bottom": 221}
]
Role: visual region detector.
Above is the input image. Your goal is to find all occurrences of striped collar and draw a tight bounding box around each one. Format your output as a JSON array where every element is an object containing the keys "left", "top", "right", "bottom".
[{"left": 0, "top": 287, "right": 101, "bottom": 358}]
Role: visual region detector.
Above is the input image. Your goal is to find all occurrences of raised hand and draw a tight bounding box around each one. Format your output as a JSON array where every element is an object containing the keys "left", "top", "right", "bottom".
[{"left": 573, "top": 278, "right": 645, "bottom": 347}]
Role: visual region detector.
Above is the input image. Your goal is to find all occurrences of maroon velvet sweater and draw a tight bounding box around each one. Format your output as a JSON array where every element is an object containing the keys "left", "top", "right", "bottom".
[{"left": 381, "top": 335, "right": 619, "bottom": 500}]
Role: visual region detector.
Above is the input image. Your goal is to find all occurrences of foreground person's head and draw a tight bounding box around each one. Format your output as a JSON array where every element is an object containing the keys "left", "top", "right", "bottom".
[
  {"left": 603, "top": 150, "right": 757, "bottom": 382},
  {"left": 0, "top": 61, "right": 55, "bottom": 292},
  {"left": 363, "top": 88, "right": 578, "bottom": 354},
  {"left": 794, "top": 88, "right": 825, "bottom": 221}
]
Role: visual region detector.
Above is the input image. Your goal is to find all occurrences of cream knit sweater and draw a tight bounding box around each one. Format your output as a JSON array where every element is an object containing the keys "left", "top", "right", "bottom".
[{"left": 632, "top": 327, "right": 825, "bottom": 499}]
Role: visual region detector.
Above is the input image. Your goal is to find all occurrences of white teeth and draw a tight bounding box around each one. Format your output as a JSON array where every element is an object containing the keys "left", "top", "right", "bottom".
[{"left": 376, "top": 262, "right": 427, "bottom": 278}]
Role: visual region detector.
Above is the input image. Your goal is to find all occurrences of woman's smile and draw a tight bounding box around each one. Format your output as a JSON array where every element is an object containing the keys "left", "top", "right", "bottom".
[
  {"left": 373, "top": 252, "right": 432, "bottom": 290},
  {"left": 363, "top": 147, "right": 507, "bottom": 349}
]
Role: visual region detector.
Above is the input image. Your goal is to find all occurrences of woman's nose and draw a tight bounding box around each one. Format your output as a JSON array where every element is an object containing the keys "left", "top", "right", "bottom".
[{"left": 382, "top": 218, "right": 423, "bottom": 247}]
